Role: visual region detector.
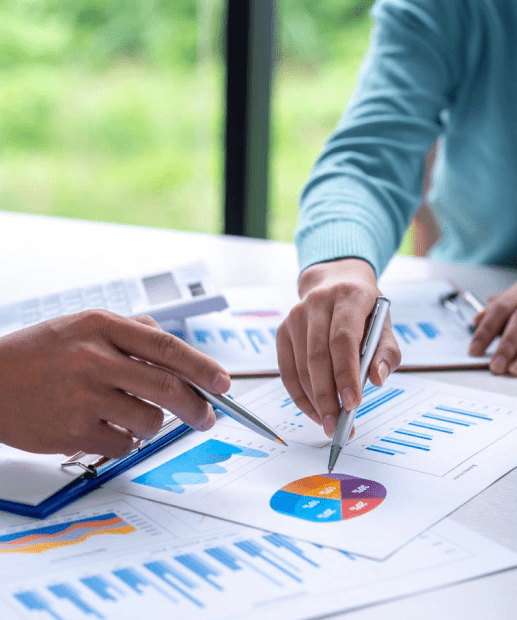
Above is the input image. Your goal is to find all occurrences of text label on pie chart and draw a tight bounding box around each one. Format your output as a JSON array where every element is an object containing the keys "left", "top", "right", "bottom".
[{"left": 270, "top": 474, "right": 387, "bottom": 523}]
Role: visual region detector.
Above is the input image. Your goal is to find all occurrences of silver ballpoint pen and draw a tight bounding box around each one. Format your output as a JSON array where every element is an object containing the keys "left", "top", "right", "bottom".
[
  {"left": 328, "top": 296, "right": 391, "bottom": 473},
  {"left": 182, "top": 377, "right": 288, "bottom": 446}
]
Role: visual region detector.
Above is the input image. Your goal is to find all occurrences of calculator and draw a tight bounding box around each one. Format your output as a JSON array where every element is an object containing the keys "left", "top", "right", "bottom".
[{"left": 0, "top": 260, "right": 228, "bottom": 337}]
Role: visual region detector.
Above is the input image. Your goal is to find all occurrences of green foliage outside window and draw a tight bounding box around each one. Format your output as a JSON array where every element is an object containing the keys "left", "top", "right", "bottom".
[{"left": 0, "top": 0, "right": 417, "bottom": 255}]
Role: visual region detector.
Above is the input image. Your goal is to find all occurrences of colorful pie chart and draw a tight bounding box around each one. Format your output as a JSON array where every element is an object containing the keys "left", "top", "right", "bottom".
[{"left": 270, "top": 474, "right": 386, "bottom": 523}]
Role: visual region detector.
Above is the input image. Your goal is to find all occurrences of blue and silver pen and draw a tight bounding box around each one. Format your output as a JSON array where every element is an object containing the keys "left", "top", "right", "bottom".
[
  {"left": 182, "top": 377, "right": 288, "bottom": 446},
  {"left": 328, "top": 296, "right": 391, "bottom": 473}
]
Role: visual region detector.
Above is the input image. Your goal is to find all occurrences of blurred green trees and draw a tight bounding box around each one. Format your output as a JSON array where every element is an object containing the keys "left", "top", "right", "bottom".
[{"left": 0, "top": 0, "right": 385, "bottom": 243}]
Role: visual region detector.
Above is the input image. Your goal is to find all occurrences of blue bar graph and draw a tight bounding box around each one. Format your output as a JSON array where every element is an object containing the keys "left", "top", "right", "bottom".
[
  {"left": 235, "top": 540, "right": 303, "bottom": 583},
  {"left": 365, "top": 396, "right": 495, "bottom": 463},
  {"left": 205, "top": 546, "right": 283, "bottom": 586},
  {"left": 206, "top": 547, "right": 241, "bottom": 571},
  {"left": 423, "top": 413, "right": 474, "bottom": 427},
  {"left": 174, "top": 553, "right": 223, "bottom": 590},
  {"left": 395, "top": 429, "right": 432, "bottom": 441},
  {"left": 409, "top": 421, "right": 454, "bottom": 434},
  {"left": 393, "top": 323, "right": 419, "bottom": 344},
  {"left": 394, "top": 322, "right": 441, "bottom": 343},
  {"left": 366, "top": 446, "right": 398, "bottom": 456},
  {"left": 14, "top": 591, "right": 64, "bottom": 620},
  {"left": 10, "top": 526, "right": 365, "bottom": 619},
  {"left": 112, "top": 567, "right": 175, "bottom": 602},
  {"left": 264, "top": 533, "right": 319, "bottom": 567},
  {"left": 356, "top": 388, "right": 405, "bottom": 419},
  {"left": 144, "top": 561, "right": 204, "bottom": 607},
  {"left": 417, "top": 322, "right": 440, "bottom": 339},
  {"left": 81, "top": 576, "right": 122, "bottom": 602},
  {"left": 362, "top": 384, "right": 378, "bottom": 398},
  {"left": 381, "top": 438, "right": 431, "bottom": 452},
  {"left": 47, "top": 584, "right": 103, "bottom": 619},
  {"left": 193, "top": 329, "right": 216, "bottom": 344},
  {"left": 220, "top": 329, "right": 245, "bottom": 349},
  {"left": 434, "top": 405, "right": 493, "bottom": 421},
  {"left": 245, "top": 329, "right": 268, "bottom": 353}
]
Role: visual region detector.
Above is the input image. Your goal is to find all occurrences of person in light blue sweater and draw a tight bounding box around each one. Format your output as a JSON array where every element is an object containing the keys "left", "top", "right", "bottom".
[{"left": 277, "top": 0, "right": 517, "bottom": 437}]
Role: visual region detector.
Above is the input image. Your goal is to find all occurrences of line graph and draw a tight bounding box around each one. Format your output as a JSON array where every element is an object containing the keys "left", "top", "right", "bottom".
[{"left": 0, "top": 514, "right": 135, "bottom": 555}]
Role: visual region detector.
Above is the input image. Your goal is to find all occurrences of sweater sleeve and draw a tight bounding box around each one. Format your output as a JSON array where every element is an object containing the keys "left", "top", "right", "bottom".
[{"left": 295, "top": 0, "right": 465, "bottom": 276}]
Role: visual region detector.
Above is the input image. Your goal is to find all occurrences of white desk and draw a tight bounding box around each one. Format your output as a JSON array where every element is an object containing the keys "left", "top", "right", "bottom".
[{"left": 2, "top": 212, "right": 517, "bottom": 619}]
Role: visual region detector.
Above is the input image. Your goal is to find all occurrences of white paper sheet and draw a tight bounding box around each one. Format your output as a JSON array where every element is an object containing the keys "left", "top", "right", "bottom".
[
  {"left": 110, "top": 374, "right": 517, "bottom": 559},
  {"left": 0, "top": 490, "right": 514, "bottom": 620},
  {"left": 0, "top": 446, "right": 81, "bottom": 506},
  {"left": 177, "top": 281, "right": 494, "bottom": 375},
  {"left": 384, "top": 280, "right": 495, "bottom": 369},
  {"left": 182, "top": 286, "right": 298, "bottom": 376}
]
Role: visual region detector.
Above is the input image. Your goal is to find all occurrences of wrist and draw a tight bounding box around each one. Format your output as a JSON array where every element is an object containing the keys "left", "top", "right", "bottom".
[{"left": 298, "top": 258, "right": 377, "bottom": 298}]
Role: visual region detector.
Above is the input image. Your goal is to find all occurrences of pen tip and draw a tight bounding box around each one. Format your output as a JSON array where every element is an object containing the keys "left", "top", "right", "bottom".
[
  {"left": 276, "top": 437, "right": 288, "bottom": 446},
  {"left": 328, "top": 467, "right": 333, "bottom": 475}
]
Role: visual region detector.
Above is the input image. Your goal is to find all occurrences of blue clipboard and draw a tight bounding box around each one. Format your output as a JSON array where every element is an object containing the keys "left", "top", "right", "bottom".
[{"left": 0, "top": 423, "right": 191, "bottom": 519}]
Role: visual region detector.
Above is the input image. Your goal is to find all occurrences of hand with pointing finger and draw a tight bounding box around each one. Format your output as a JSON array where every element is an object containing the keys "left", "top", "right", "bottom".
[
  {"left": 277, "top": 258, "right": 401, "bottom": 438},
  {"left": 0, "top": 310, "right": 231, "bottom": 457}
]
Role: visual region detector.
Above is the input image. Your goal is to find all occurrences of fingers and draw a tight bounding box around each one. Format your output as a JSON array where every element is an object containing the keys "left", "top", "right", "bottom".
[
  {"left": 470, "top": 299, "right": 512, "bottom": 356},
  {"left": 95, "top": 311, "right": 231, "bottom": 394},
  {"left": 278, "top": 288, "right": 385, "bottom": 439},
  {"left": 328, "top": 294, "right": 369, "bottom": 414},
  {"left": 467, "top": 285, "right": 517, "bottom": 375},
  {"left": 306, "top": 298, "right": 342, "bottom": 435},
  {"left": 277, "top": 322, "right": 321, "bottom": 426},
  {"left": 489, "top": 310, "right": 517, "bottom": 375},
  {"left": 132, "top": 315, "right": 161, "bottom": 329},
  {"left": 102, "top": 391, "right": 165, "bottom": 440},
  {"left": 283, "top": 302, "right": 317, "bottom": 410},
  {"left": 109, "top": 353, "right": 216, "bottom": 431},
  {"left": 81, "top": 421, "right": 135, "bottom": 459},
  {"left": 368, "top": 316, "right": 401, "bottom": 386}
]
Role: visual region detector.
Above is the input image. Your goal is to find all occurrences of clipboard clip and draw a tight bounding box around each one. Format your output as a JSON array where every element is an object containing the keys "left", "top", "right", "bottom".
[
  {"left": 439, "top": 288, "right": 484, "bottom": 333},
  {"left": 61, "top": 415, "right": 181, "bottom": 477}
]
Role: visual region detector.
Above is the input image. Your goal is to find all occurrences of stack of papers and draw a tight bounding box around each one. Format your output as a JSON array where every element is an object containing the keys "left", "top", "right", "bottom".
[
  {"left": 0, "top": 490, "right": 514, "bottom": 620},
  {"left": 0, "top": 282, "right": 514, "bottom": 620},
  {"left": 109, "top": 373, "right": 517, "bottom": 559}
]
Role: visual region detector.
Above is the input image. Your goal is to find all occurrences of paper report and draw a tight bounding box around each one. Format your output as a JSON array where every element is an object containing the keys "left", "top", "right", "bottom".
[
  {"left": 0, "top": 490, "right": 515, "bottom": 620},
  {"left": 111, "top": 374, "right": 517, "bottom": 559}
]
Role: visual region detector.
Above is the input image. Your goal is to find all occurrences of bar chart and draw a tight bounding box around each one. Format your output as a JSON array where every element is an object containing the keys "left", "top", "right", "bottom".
[
  {"left": 2, "top": 518, "right": 473, "bottom": 620},
  {"left": 345, "top": 384, "right": 516, "bottom": 476},
  {"left": 393, "top": 321, "right": 441, "bottom": 344}
]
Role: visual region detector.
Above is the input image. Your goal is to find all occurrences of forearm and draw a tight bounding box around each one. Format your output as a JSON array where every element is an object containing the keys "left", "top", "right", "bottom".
[{"left": 296, "top": 0, "right": 464, "bottom": 276}]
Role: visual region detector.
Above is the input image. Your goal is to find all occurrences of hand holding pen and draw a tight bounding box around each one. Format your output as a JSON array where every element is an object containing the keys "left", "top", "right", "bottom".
[
  {"left": 328, "top": 297, "right": 391, "bottom": 473},
  {"left": 276, "top": 259, "right": 401, "bottom": 440},
  {"left": 181, "top": 376, "right": 287, "bottom": 445}
]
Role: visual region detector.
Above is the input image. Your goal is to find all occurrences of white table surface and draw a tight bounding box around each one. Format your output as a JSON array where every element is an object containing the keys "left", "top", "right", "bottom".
[{"left": 2, "top": 211, "right": 517, "bottom": 619}]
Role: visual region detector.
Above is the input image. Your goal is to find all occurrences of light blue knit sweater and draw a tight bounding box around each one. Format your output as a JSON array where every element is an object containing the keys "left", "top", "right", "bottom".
[{"left": 296, "top": 0, "right": 517, "bottom": 276}]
